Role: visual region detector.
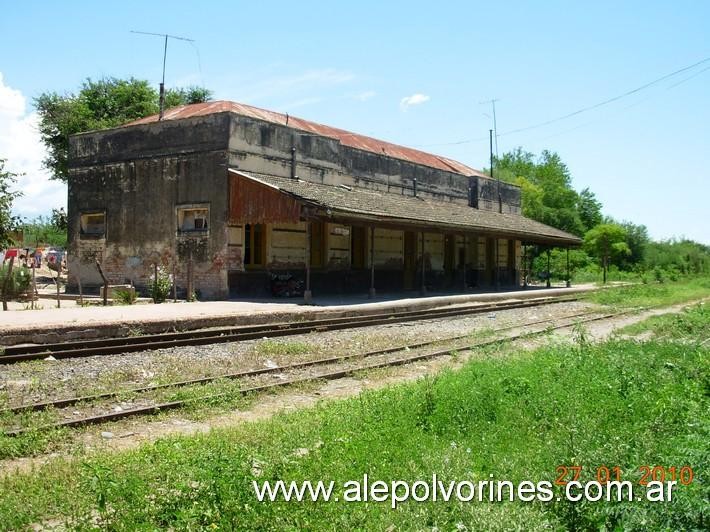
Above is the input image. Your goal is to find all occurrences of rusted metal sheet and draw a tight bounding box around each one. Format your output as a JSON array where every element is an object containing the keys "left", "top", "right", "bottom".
[
  {"left": 125, "top": 101, "right": 485, "bottom": 177},
  {"left": 228, "top": 172, "right": 301, "bottom": 224}
]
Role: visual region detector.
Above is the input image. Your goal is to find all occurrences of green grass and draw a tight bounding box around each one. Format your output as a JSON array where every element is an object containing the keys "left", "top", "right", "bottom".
[
  {"left": 254, "top": 339, "right": 313, "bottom": 358},
  {"left": 584, "top": 275, "right": 710, "bottom": 308},
  {"left": 0, "top": 332, "right": 707, "bottom": 530},
  {"left": 620, "top": 303, "right": 709, "bottom": 340}
]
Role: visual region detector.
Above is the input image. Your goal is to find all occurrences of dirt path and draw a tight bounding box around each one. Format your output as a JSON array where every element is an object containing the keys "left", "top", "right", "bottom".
[{"left": 0, "top": 299, "right": 703, "bottom": 477}]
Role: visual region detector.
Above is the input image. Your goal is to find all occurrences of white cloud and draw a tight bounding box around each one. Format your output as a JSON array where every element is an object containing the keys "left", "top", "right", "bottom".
[
  {"left": 352, "top": 90, "right": 376, "bottom": 102},
  {"left": 400, "top": 93, "right": 430, "bottom": 111},
  {"left": 0, "top": 72, "right": 66, "bottom": 219}
]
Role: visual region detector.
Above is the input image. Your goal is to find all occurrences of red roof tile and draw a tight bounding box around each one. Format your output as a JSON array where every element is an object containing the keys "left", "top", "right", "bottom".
[{"left": 125, "top": 101, "right": 486, "bottom": 177}]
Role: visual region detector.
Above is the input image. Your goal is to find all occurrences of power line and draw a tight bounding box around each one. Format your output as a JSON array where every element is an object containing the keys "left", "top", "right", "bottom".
[
  {"left": 413, "top": 55, "right": 710, "bottom": 148},
  {"left": 499, "top": 55, "right": 710, "bottom": 136}
]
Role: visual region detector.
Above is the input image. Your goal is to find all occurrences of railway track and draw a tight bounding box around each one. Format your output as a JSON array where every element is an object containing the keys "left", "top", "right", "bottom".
[
  {"left": 0, "top": 295, "right": 580, "bottom": 364},
  {"left": 3, "top": 305, "right": 629, "bottom": 436}
]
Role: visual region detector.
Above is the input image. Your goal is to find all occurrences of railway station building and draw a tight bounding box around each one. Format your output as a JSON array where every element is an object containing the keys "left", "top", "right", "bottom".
[{"left": 66, "top": 101, "right": 581, "bottom": 300}]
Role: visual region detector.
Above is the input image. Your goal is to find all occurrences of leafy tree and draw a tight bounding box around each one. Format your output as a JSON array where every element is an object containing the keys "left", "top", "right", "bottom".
[
  {"left": 0, "top": 159, "right": 23, "bottom": 248},
  {"left": 619, "top": 221, "right": 649, "bottom": 268},
  {"left": 645, "top": 238, "right": 709, "bottom": 275},
  {"left": 35, "top": 77, "right": 212, "bottom": 182},
  {"left": 577, "top": 187, "right": 603, "bottom": 232},
  {"left": 51, "top": 207, "right": 67, "bottom": 232},
  {"left": 495, "top": 148, "right": 585, "bottom": 236},
  {"left": 584, "top": 223, "right": 631, "bottom": 283}
]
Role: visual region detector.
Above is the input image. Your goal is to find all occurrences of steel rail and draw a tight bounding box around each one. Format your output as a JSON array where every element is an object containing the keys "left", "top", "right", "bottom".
[
  {"left": 4, "top": 307, "right": 626, "bottom": 436},
  {"left": 0, "top": 295, "right": 580, "bottom": 364},
  {"left": 2, "top": 308, "right": 599, "bottom": 416}
]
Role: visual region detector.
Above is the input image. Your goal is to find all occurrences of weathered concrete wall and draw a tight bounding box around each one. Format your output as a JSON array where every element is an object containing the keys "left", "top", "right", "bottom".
[
  {"left": 67, "top": 110, "right": 524, "bottom": 299},
  {"left": 67, "top": 114, "right": 232, "bottom": 299},
  {"left": 476, "top": 176, "right": 522, "bottom": 214},
  {"left": 226, "top": 114, "right": 522, "bottom": 212}
]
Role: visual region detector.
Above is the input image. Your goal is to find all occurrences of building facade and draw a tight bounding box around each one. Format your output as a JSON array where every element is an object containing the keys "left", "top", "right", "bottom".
[{"left": 67, "top": 101, "right": 580, "bottom": 300}]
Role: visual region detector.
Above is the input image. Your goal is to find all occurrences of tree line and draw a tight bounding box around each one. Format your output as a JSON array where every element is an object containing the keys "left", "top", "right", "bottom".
[{"left": 492, "top": 148, "right": 708, "bottom": 283}]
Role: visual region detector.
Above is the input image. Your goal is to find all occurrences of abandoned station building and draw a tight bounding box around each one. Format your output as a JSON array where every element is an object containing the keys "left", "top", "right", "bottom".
[{"left": 67, "top": 101, "right": 581, "bottom": 300}]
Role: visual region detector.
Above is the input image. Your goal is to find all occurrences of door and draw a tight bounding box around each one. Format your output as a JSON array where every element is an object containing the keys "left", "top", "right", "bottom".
[
  {"left": 310, "top": 221, "right": 326, "bottom": 268},
  {"left": 403, "top": 231, "right": 417, "bottom": 290},
  {"left": 350, "top": 226, "right": 367, "bottom": 269}
]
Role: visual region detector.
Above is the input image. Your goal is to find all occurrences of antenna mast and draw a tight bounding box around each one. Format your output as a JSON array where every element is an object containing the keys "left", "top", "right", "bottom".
[{"left": 130, "top": 30, "right": 195, "bottom": 120}]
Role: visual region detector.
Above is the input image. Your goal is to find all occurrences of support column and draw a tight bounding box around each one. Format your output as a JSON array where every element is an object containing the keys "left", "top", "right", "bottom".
[
  {"left": 304, "top": 221, "right": 313, "bottom": 304},
  {"left": 368, "top": 226, "right": 376, "bottom": 299},
  {"left": 420, "top": 231, "right": 426, "bottom": 295},
  {"left": 566, "top": 246, "right": 571, "bottom": 288},
  {"left": 546, "top": 247, "right": 551, "bottom": 288},
  {"left": 522, "top": 244, "right": 528, "bottom": 288},
  {"left": 462, "top": 234, "right": 467, "bottom": 292},
  {"left": 494, "top": 238, "right": 500, "bottom": 291}
]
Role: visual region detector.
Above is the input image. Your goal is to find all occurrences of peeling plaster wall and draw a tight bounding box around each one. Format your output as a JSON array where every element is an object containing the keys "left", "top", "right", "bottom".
[
  {"left": 226, "top": 114, "right": 522, "bottom": 213},
  {"left": 67, "top": 111, "right": 525, "bottom": 300},
  {"left": 67, "top": 114, "right": 231, "bottom": 299}
]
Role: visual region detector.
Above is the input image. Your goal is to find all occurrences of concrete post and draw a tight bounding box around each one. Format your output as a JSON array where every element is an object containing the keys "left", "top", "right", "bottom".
[
  {"left": 368, "top": 226, "right": 376, "bottom": 299},
  {"left": 420, "top": 231, "right": 426, "bottom": 296},
  {"left": 304, "top": 221, "right": 313, "bottom": 304},
  {"left": 495, "top": 238, "right": 500, "bottom": 291},
  {"left": 462, "top": 233, "right": 467, "bottom": 292}
]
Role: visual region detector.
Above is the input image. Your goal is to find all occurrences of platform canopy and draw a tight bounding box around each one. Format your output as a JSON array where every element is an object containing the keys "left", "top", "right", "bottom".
[{"left": 228, "top": 169, "right": 582, "bottom": 247}]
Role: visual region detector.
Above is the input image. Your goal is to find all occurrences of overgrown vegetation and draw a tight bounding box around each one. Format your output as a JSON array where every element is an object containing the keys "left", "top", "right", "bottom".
[
  {"left": 620, "top": 303, "right": 708, "bottom": 339},
  {"left": 113, "top": 287, "right": 137, "bottom": 305},
  {"left": 149, "top": 266, "right": 173, "bottom": 303},
  {"left": 584, "top": 276, "right": 710, "bottom": 308},
  {"left": 0, "top": 326, "right": 707, "bottom": 529},
  {"left": 493, "top": 149, "right": 709, "bottom": 284},
  {"left": 0, "top": 158, "right": 23, "bottom": 248},
  {"left": 20, "top": 210, "right": 67, "bottom": 248},
  {"left": 0, "top": 264, "right": 31, "bottom": 298}
]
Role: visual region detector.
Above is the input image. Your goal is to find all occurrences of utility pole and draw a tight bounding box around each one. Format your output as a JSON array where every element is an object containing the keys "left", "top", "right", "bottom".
[{"left": 131, "top": 30, "right": 195, "bottom": 120}]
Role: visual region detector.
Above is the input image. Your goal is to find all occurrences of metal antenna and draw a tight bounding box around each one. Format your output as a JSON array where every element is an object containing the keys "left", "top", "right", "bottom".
[
  {"left": 130, "top": 30, "right": 195, "bottom": 120},
  {"left": 480, "top": 98, "right": 499, "bottom": 158}
]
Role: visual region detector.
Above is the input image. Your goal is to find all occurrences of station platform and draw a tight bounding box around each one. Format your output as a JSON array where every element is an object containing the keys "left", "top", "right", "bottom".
[{"left": 0, "top": 284, "right": 597, "bottom": 346}]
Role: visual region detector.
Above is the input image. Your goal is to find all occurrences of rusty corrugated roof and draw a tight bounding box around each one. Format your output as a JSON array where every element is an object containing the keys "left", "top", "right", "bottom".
[
  {"left": 125, "top": 101, "right": 486, "bottom": 177},
  {"left": 229, "top": 169, "right": 582, "bottom": 246}
]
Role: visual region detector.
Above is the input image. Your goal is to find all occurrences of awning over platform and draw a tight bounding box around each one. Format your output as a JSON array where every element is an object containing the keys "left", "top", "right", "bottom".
[{"left": 228, "top": 169, "right": 582, "bottom": 246}]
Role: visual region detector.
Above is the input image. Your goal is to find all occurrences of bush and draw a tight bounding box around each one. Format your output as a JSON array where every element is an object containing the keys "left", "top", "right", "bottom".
[
  {"left": 148, "top": 266, "right": 173, "bottom": 303},
  {"left": 113, "top": 287, "right": 137, "bottom": 305},
  {"left": 0, "top": 265, "right": 32, "bottom": 299}
]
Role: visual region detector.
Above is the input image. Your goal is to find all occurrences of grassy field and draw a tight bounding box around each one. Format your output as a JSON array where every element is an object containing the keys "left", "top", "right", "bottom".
[
  {"left": 1, "top": 324, "right": 707, "bottom": 529},
  {"left": 620, "top": 302, "right": 708, "bottom": 340},
  {"left": 583, "top": 275, "right": 710, "bottom": 308}
]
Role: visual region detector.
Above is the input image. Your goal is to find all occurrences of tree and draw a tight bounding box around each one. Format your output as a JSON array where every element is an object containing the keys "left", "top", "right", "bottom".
[
  {"left": 495, "top": 148, "right": 585, "bottom": 236},
  {"left": 35, "top": 77, "right": 212, "bottom": 182},
  {"left": 577, "top": 187, "right": 603, "bottom": 233},
  {"left": 0, "top": 159, "right": 23, "bottom": 248},
  {"left": 51, "top": 207, "right": 67, "bottom": 232},
  {"left": 584, "top": 223, "right": 631, "bottom": 283},
  {"left": 619, "top": 221, "right": 649, "bottom": 269}
]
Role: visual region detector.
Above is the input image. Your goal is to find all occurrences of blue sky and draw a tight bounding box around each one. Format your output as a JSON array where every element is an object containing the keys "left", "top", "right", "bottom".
[{"left": 1, "top": 0, "right": 708, "bottom": 243}]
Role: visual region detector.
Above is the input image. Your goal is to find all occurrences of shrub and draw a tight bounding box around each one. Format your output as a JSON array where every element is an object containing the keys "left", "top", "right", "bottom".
[
  {"left": 113, "top": 287, "right": 137, "bottom": 305},
  {"left": 148, "top": 266, "right": 173, "bottom": 303},
  {"left": 0, "top": 265, "right": 32, "bottom": 299}
]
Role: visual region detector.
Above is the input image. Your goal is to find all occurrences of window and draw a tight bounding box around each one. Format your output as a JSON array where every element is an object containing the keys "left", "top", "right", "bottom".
[
  {"left": 80, "top": 212, "right": 106, "bottom": 236},
  {"left": 177, "top": 205, "right": 209, "bottom": 233},
  {"left": 244, "top": 223, "right": 265, "bottom": 267}
]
